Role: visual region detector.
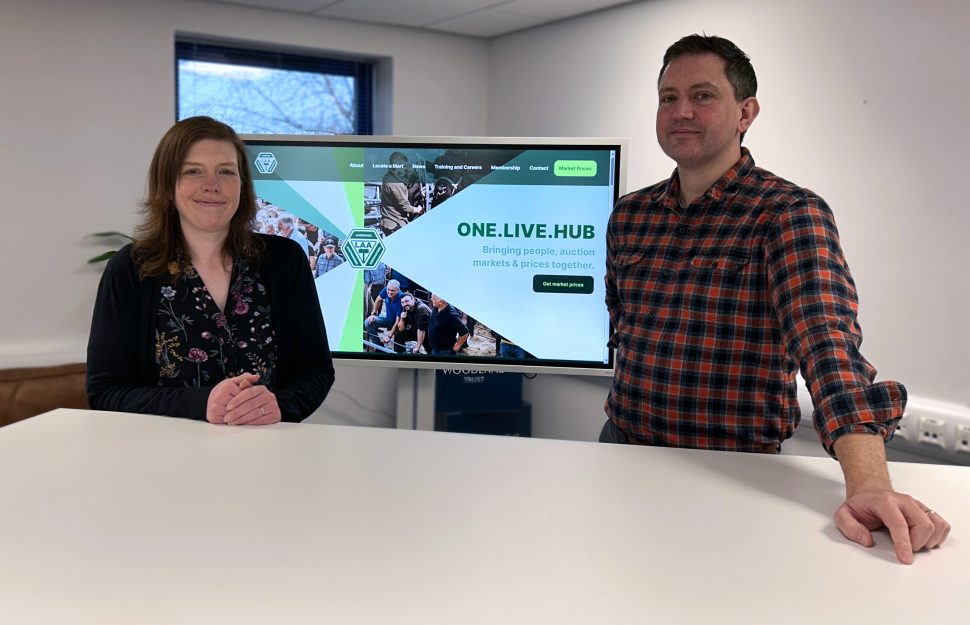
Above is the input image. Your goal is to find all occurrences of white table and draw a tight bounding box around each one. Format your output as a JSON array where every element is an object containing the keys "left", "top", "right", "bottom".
[{"left": 1, "top": 409, "right": 967, "bottom": 624}]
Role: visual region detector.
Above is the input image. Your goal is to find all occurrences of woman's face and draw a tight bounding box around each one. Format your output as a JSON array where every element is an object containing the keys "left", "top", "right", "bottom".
[{"left": 174, "top": 139, "right": 241, "bottom": 240}]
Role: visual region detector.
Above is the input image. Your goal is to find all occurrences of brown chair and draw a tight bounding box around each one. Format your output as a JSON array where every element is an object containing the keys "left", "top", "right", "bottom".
[{"left": 0, "top": 363, "right": 88, "bottom": 428}]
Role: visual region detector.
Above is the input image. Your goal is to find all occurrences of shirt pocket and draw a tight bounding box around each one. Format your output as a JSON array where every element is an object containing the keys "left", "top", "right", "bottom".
[
  {"left": 614, "top": 249, "right": 646, "bottom": 269},
  {"left": 689, "top": 250, "right": 750, "bottom": 276}
]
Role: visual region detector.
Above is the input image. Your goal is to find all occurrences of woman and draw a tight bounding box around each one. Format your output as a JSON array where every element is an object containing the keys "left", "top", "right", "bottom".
[{"left": 86, "top": 116, "right": 334, "bottom": 424}]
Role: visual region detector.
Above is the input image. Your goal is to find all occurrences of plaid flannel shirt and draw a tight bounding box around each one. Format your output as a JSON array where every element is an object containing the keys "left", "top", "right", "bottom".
[{"left": 605, "top": 149, "right": 904, "bottom": 456}]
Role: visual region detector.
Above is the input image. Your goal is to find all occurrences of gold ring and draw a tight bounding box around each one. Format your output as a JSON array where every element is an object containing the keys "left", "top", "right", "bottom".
[{"left": 259, "top": 406, "right": 266, "bottom": 417}]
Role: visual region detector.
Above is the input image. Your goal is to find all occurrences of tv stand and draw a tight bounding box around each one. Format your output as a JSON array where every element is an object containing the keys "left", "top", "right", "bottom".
[{"left": 395, "top": 368, "right": 435, "bottom": 430}]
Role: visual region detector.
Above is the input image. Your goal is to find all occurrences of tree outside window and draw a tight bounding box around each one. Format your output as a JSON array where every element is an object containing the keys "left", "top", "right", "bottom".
[{"left": 176, "top": 41, "right": 373, "bottom": 135}]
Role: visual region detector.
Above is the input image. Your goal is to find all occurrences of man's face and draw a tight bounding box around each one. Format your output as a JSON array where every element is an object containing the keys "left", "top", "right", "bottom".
[
  {"left": 402, "top": 296, "right": 414, "bottom": 311},
  {"left": 279, "top": 222, "right": 292, "bottom": 236},
  {"left": 386, "top": 284, "right": 400, "bottom": 299},
  {"left": 324, "top": 246, "right": 335, "bottom": 257},
  {"left": 656, "top": 53, "right": 756, "bottom": 170},
  {"left": 430, "top": 294, "right": 443, "bottom": 309}
]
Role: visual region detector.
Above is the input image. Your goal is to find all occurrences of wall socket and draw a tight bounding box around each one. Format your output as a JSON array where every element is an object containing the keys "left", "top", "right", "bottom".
[
  {"left": 956, "top": 425, "right": 970, "bottom": 454},
  {"left": 917, "top": 417, "right": 946, "bottom": 449}
]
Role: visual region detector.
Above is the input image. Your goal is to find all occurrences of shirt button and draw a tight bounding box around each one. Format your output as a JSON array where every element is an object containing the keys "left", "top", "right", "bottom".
[{"left": 675, "top": 225, "right": 689, "bottom": 236}]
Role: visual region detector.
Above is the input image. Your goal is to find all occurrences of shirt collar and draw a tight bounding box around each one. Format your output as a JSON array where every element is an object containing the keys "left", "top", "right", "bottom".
[{"left": 663, "top": 147, "right": 755, "bottom": 210}]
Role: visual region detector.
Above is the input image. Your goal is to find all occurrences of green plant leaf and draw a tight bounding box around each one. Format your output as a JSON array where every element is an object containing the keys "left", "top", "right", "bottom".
[
  {"left": 88, "top": 250, "right": 118, "bottom": 263},
  {"left": 90, "top": 231, "right": 134, "bottom": 240}
]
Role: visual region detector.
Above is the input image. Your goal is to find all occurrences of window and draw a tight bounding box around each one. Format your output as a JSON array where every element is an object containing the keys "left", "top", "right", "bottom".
[{"left": 176, "top": 40, "right": 374, "bottom": 135}]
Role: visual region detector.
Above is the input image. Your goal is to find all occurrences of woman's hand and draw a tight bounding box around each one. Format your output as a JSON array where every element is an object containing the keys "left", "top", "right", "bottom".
[
  {"left": 205, "top": 373, "right": 260, "bottom": 424},
  {"left": 223, "top": 377, "right": 282, "bottom": 426}
]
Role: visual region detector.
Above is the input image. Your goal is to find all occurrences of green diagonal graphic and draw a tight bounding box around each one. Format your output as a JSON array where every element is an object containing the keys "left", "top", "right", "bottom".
[
  {"left": 339, "top": 277, "right": 364, "bottom": 352},
  {"left": 344, "top": 181, "right": 364, "bottom": 228}
]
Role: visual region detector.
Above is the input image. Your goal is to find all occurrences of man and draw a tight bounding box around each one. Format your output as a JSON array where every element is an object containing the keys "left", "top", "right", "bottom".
[
  {"left": 427, "top": 294, "right": 469, "bottom": 356},
  {"left": 380, "top": 151, "right": 424, "bottom": 236},
  {"left": 604, "top": 34, "right": 949, "bottom": 564},
  {"left": 396, "top": 293, "right": 433, "bottom": 354},
  {"left": 277, "top": 215, "right": 311, "bottom": 261},
  {"left": 315, "top": 239, "right": 344, "bottom": 277},
  {"left": 363, "top": 260, "right": 387, "bottom": 315},
  {"left": 365, "top": 278, "right": 403, "bottom": 350}
]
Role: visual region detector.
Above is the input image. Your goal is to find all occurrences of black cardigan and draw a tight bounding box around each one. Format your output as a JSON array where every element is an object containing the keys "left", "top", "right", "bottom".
[{"left": 86, "top": 234, "right": 335, "bottom": 422}]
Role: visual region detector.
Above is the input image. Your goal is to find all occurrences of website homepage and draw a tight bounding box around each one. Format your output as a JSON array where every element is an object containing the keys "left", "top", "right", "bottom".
[{"left": 245, "top": 142, "right": 616, "bottom": 366}]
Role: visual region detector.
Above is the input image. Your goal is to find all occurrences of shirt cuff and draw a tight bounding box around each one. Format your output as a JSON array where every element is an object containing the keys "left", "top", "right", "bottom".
[{"left": 813, "top": 381, "right": 907, "bottom": 457}]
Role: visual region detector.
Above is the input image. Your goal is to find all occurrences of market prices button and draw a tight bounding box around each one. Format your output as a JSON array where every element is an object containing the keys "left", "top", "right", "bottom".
[
  {"left": 554, "top": 160, "right": 597, "bottom": 177},
  {"left": 533, "top": 274, "right": 594, "bottom": 294}
]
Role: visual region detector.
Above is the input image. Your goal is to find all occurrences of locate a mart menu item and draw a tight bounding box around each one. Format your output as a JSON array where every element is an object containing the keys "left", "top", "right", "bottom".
[{"left": 243, "top": 135, "right": 625, "bottom": 375}]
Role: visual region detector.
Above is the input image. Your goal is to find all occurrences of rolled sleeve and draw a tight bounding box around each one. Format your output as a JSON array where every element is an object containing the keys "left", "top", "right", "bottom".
[{"left": 814, "top": 380, "right": 906, "bottom": 456}]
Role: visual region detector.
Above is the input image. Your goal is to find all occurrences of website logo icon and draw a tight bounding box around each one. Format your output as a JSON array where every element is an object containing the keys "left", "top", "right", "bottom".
[
  {"left": 343, "top": 228, "right": 385, "bottom": 269},
  {"left": 254, "top": 152, "right": 278, "bottom": 174}
]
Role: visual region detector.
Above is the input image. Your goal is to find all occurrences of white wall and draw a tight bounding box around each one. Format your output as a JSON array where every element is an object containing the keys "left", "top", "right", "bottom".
[
  {"left": 489, "top": 0, "right": 970, "bottom": 440},
  {"left": 0, "top": 0, "right": 490, "bottom": 427}
]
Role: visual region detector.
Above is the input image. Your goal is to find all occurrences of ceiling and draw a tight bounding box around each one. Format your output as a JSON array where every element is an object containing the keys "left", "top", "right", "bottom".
[{"left": 194, "top": 0, "right": 637, "bottom": 38}]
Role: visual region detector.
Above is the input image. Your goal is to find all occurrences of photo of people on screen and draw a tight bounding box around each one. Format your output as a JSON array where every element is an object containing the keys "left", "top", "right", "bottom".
[
  {"left": 364, "top": 278, "right": 404, "bottom": 352},
  {"left": 255, "top": 199, "right": 342, "bottom": 277},
  {"left": 427, "top": 294, "right": 470, "bottom": 356},
  {"left": 380, "top": 151, "right": 428, "bottom": 237},
  {"left": 314, "top": 238, "right": 344, "bottom": 277},
  {"left": 392, "top": 292, "right": 510, "bottom": 358},
  {"left": 356, "top": 260, "right": 508, "bottom": 357},
  {"left": 396, "top": 293, "right": 432, "bottom": 355},
  {"left": 431, "top": 175, "right": 462, "bottom": 208}
]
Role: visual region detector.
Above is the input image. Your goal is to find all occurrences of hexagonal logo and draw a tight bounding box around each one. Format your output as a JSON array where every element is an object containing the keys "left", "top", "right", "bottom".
[
  {"left": 343, "top": 228, "right": 385, "bottom": 269},
  {"left": 254, "top": 152, "right": 278, "bottom": 174}
]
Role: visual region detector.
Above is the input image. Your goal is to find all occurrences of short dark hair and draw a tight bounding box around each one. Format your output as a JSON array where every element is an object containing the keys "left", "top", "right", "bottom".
[
  {"left": 133, "top": 116, "right": 261, "bottom": 278},
  {"left": 658, "top": 34, "right": 757, "bottom": 102}
]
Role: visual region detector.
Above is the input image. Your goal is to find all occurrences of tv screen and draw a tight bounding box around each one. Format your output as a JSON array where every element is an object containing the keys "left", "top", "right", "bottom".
[{"left": 242, "top": 135, "right": 625, "bottom": 375}]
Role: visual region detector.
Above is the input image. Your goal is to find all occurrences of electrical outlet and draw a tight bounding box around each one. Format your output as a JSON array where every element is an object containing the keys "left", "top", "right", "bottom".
[
  {"left": 955, "top": 425, "right": 970, "bottom": 454},
  {"left": 918, "top": 417, "right": 947, "bottom": 449}
]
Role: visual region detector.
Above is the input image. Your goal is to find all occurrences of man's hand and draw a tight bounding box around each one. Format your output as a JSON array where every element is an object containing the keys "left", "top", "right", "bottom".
[
  {"left": 833, "top": 433, "right": 951, "bottom": 564},
  {"left": 835, "top": 490, "right": 950, "bottom": 564}
]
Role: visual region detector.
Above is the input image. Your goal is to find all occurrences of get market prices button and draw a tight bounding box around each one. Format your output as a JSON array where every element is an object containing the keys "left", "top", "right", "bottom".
[
  {"left": 533, "top": 274, "right": 594, "bottom": 294},
  {"left": 554, "top": 160, "right": 597, "bottom": 177}
]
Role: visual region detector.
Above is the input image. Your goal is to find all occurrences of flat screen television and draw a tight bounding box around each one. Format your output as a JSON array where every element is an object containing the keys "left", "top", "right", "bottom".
[{"left": 241, "top": 135, "right": 626, "bottom": 376}]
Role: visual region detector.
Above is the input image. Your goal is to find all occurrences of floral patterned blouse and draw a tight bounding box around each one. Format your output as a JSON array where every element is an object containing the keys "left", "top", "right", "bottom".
[{"left": 154, "top": 260, "right": 277, "bottom": 388}]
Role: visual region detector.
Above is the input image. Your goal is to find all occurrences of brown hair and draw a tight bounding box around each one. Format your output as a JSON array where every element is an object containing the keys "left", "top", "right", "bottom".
[
  {"left": 132, "top": 116, "right": 262, "bottom": 279},
  {"left": 658, "top": 34, "right": 757, "bottom": 101}
]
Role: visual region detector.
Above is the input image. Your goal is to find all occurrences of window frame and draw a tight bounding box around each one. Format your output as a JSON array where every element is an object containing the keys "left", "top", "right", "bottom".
[{"left": 175, "top": 39, "right": 374, "bottom": 135}]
